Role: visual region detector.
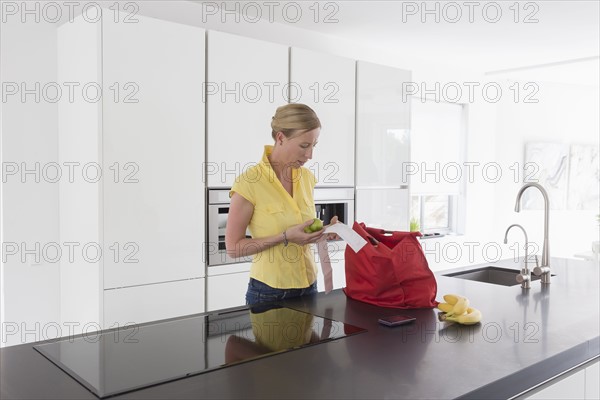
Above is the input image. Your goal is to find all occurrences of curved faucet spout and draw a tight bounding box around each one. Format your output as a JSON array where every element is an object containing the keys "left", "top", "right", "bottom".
[
  {"left": 514, "top": 183, "right": 550, "bottom": 283},
  {"left": 504, "top": 224, "right": 529, "bottom": 258},
  {"left": 504, "top": 224, "right": 531, "bottom": 288}
]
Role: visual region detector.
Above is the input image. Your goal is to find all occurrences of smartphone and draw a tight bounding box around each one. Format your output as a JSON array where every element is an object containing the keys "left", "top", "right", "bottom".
[{"left": 378, "top": 315, "right": 416, "bottom": 327}]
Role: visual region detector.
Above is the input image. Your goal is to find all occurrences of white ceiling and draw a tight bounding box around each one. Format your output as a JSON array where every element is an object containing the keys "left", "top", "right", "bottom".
[{"left": 255, "top": 0, "right": 600, "bottom": 74}]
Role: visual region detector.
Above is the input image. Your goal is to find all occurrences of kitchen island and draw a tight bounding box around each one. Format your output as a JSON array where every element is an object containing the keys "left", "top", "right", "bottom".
[{"left": 1, "top": 257, "right": 599, "bottom": 399}]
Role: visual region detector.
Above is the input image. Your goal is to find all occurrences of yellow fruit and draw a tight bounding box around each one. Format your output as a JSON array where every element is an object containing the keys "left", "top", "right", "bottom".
[
  {"left": 443, "top": 294, "right": 459, "bottom": 305},
  {"left": 442, "top": 294, "right": 469, "bottom": 317},
  {"left": 448, "top": 296, "right": 469, "bottom": 317},
  {"left": 437, "top": 303, "right": 454, "bottom": 313},
  {"left": 455, "top": 307, "right": 482, "bottom": 325},
  {"left": 441, "top": 307, "right": 482, "bottom": 325}
]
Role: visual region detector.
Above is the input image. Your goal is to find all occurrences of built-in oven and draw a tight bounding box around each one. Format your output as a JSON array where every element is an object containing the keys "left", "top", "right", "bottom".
[{"left": 207, "top": 187, "right": 355, "bottom": 267}]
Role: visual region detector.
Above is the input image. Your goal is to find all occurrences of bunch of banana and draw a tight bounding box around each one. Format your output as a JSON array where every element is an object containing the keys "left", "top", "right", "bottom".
[{"left": 437, "top": 294, "right": 482, "bottom": 325}]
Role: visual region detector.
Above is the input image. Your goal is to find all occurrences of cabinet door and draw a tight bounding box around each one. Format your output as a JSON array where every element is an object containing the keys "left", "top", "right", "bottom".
[
  {"left": 356, "top": 188, "right": 410, "bottom": 231},
  {"left": 586, "top": 361, "right": 599, "bottom": 399},
  {"left": 525, "top": 369, "right": 586, "bottom": 399},
  {"left": 104, "top": 278, "right": 205, "bottom": 328},
  {"left": 206, "top": 263, "right": 252, "bottom": 312},
  {"left": 290, "top": 48, "right": 355, "bottom": 187},
  {"left": 206, "top": 31, "right": 288, "bottom": 187},
  {"left": 356, "top": 61, "right": 411, "bottom": 187},
  {"left": 102, "top": 14, "right": 205, "bottom": 288}
]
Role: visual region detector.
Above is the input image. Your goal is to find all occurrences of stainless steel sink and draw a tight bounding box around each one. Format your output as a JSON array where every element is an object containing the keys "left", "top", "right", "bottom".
[{"left": 443, "top": 266, "right": 555, "bottom": 287}]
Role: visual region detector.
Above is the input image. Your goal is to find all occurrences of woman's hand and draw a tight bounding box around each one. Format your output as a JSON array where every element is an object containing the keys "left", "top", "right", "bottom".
[
  {"left": 325, "top": 215, "right": 341, "bottom": 241},
  {"left": 285, "top": 220, "right": 324, "bottom": 245}
]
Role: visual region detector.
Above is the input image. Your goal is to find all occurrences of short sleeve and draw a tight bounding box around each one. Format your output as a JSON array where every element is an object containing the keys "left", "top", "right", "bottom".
[{"left": 230, "top": 170, "right": 256, "bottom": 206}]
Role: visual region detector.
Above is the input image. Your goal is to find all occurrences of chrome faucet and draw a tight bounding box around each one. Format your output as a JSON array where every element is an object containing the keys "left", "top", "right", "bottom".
[
  {"left": 504, "top": 224, "right": 531, "bottom": 289},
  {"left": 514, "top": 183, "right": 551, "bottom": 284}
]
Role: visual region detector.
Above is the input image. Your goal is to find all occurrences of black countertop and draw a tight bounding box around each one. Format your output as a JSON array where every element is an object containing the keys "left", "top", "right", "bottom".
[{"left": 1, "top": 257, "right": 599, "bottom": 399}]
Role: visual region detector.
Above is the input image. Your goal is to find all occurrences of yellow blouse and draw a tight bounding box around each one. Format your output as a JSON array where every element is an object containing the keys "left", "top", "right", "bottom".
[
  {"left": 250, "top": 307, "right": 314, "bottom": 351},
  {"left": 230, "top": 145, "right": 318, "bottom": 289}
]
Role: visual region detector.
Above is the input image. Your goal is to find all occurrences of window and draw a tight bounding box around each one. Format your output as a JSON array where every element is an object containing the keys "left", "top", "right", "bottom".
[
  {"left": 411, "top": 194, "right": 457, "bottom": 233},
  {"left": 410, "top": 98, "right": 466, "bottom": 234}
]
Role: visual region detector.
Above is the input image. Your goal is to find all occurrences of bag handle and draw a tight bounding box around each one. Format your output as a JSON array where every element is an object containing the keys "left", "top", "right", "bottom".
[
  {"left": 366, "top": 236, "right": 379, "bottom": 246},
  {"left": 355, "top": 222, "right": 380, "bottom": 246}
]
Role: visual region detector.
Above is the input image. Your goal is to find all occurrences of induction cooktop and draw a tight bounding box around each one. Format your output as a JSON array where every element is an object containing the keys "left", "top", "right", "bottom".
[{"left": 33, "top": 305, "right": 366, "bottom": 398}]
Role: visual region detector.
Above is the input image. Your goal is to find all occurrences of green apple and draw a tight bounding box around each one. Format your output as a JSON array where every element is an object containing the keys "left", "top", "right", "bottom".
[{"left": 304, "top": 219, "right": 323, "bottom": 233}]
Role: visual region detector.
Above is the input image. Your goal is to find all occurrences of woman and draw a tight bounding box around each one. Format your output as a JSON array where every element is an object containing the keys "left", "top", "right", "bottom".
[{"left": 225, "top": 103, "right": 334, "bottom": 305}]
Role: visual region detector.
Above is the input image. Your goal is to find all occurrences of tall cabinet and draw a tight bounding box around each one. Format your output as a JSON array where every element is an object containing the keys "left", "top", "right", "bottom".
[
  {"left": 355, "top": 61, "right": 412, "bottom": 230},
  {"left": 59, "top": 11, "right": 207, "bottom": 331},
  {"left": 102, "top": 13, "right": 206, "bottom": 327}
]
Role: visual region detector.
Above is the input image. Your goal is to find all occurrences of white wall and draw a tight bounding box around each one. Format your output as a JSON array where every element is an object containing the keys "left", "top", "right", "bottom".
[
  {"left": 1, "top": 20, "right": 61, "bottom": 347},
  {"left": 493, "top": 79, "right": 600, "bottom": 258},
  {"left": 419, "top": 75, "right": 599, "bottom": 270}
]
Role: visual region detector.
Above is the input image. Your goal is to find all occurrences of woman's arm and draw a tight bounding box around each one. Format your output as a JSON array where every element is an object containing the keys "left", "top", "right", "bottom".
[{"left": 225, "top": 193, "right": 324, "bottom": 259}]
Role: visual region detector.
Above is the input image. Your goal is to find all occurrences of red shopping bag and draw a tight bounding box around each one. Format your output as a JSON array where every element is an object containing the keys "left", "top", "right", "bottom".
[{"left": 343, "top": 222, "right": 438, "bottom": 309}]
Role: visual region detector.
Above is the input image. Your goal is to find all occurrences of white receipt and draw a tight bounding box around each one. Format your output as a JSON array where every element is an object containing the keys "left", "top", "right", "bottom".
[{"left": 323, "top": 223, "right": 367, "bottom": 253}]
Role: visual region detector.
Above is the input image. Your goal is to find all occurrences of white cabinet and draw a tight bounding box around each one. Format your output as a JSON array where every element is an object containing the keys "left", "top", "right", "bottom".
[
  {"left": 206, "top": 263, "right": 252, "bottom": 312},
  {"left": 102, "top": 14, "right": 206, "bottom": 289},
  {"left": 525, "top": 369, "right": 586, "bottom": 399},
  {"left": 104, "top": 278, "right": 205, "bottom": 327},
  {"left": 355, "top": 61, "right": 412, "bottom": 231},
  {"left": 356, "top": 188, "right": 410, "bottom": 231},
  {"left": 356, "top": 61, "right": 411, "bottom": 187},
  {"left": 56, "top": 12, "right": 206, "bottom": 332},
  {"left": 586, "top": 361, "right": 600, "bottom": 399},
  {"left": 290, "top": 48, "right": 355, "bottom": 187},
  {"left": 523, "top": 360, "right": 600, "bottom": 400},
  {"left": 206, "top": 31, "right": 288, "bottom": 187}
]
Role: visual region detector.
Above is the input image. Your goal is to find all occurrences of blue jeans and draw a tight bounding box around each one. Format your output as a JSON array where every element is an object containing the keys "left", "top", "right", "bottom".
[{"left": 245, "top": 278, "right": 318, "bottom": 305}]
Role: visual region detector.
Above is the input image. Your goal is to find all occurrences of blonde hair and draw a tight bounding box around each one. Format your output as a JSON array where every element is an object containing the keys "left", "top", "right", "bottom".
[{"left": 271, "top": 103, "right": 321, "bottom": 140}]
